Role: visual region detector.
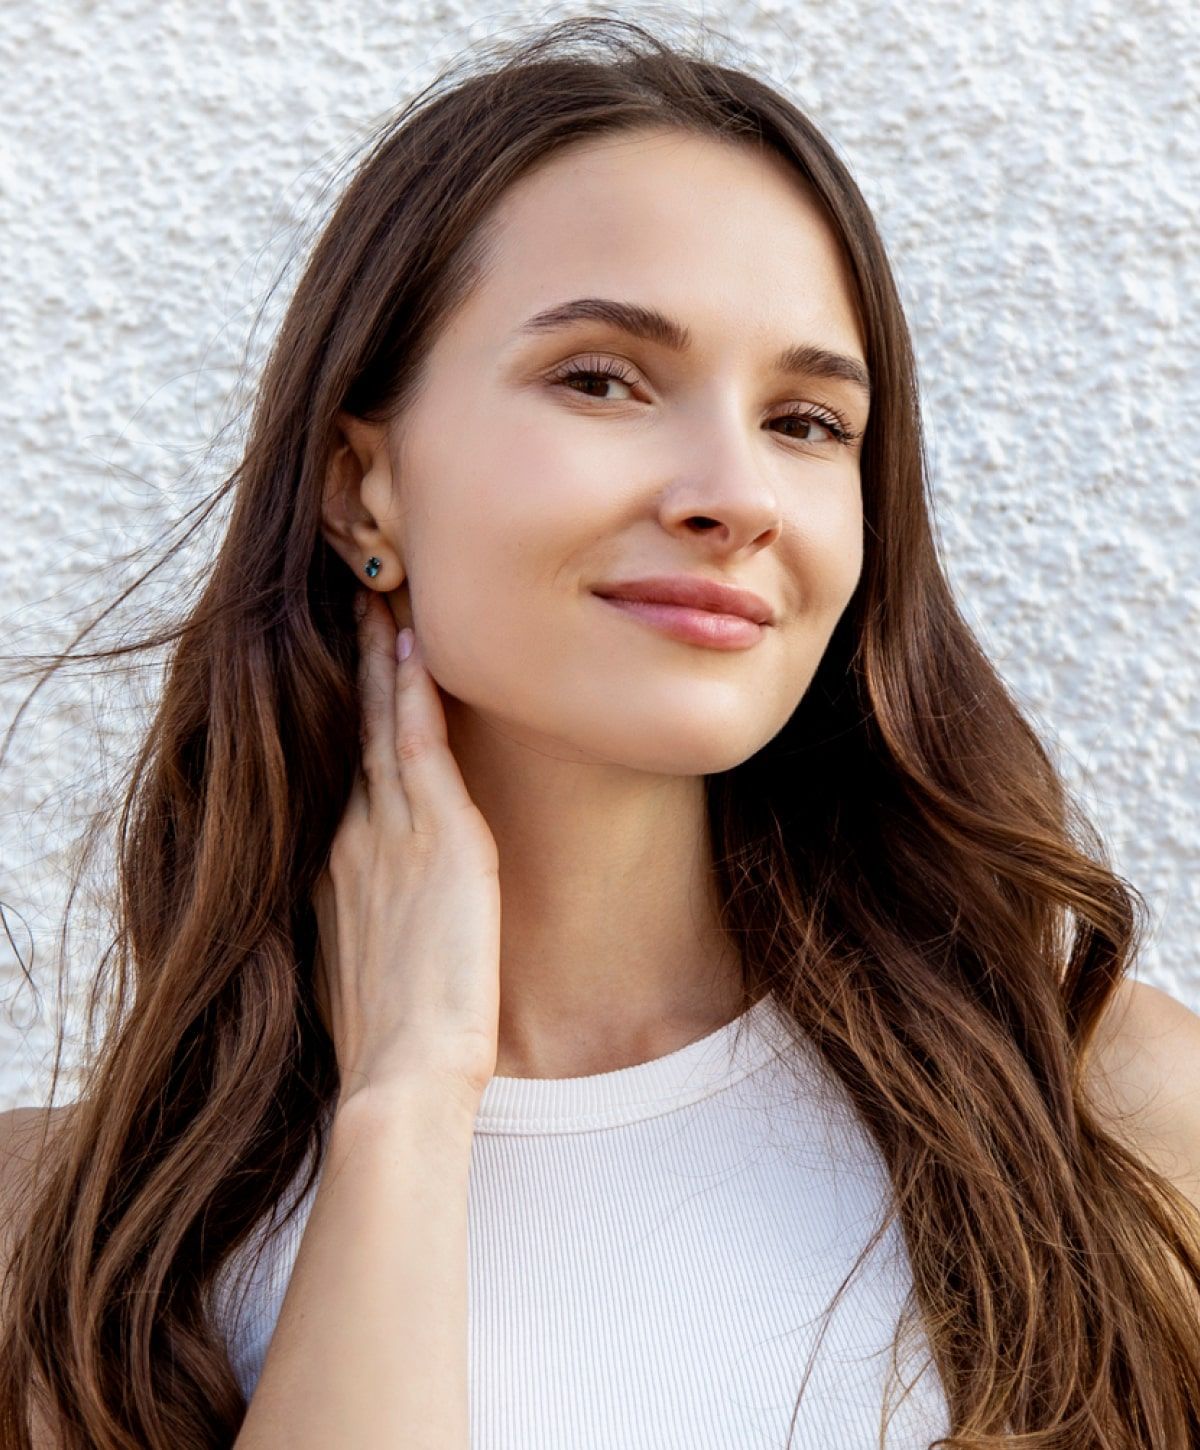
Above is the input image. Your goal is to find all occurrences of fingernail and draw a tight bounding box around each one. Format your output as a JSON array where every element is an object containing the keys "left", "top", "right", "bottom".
[
  {"left": 353, "top": 590, "right": 369, "bottom": 620},
  {"left": 396, "top": 627, "right": 414, "bottom": 663}
]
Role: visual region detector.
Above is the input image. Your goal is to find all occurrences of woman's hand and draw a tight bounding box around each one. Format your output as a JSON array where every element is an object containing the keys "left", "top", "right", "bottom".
[{"left": 311, "top": 589, "right": 502, "bottom": 1113}]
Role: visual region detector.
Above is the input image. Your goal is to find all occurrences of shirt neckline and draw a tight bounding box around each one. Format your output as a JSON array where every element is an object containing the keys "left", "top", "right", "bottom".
[{"left": 472, "top": 990, "right": 791, "bottom": 1135}]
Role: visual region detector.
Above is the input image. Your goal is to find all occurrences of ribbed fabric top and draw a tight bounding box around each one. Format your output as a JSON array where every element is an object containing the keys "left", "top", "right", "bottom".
[
  {"left": 213, "top": 992, "right": 951, "bottom": 1448},
  {"left": 473, "top": 992, "right": 784, "bottom": 1132}
]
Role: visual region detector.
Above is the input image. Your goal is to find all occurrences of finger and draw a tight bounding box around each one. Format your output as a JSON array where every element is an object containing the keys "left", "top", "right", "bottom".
[
  {"left": 393, "top": 628, "right": 471, "bottom": 837},
  {"left": 356, "top": 589, "right": 401, "bottom": 791}
]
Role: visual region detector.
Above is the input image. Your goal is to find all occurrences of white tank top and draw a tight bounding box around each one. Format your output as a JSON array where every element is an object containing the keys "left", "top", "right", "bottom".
[{"left": 212, "top": 991, "right": 951, "bottom": 1447}]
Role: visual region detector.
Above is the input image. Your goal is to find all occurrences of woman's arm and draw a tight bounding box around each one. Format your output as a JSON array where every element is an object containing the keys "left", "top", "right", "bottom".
[
  {"left": 233, "top": 1083, "right": 478, "bottom": 1449},
  {"left": 235, "top": 594, "right": 501, "bottom": 1445}
]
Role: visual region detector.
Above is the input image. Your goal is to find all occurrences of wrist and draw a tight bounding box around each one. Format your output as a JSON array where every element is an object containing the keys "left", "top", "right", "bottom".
[{"left": 333, "top": 1075, "right": 482, "bottom": 1140}]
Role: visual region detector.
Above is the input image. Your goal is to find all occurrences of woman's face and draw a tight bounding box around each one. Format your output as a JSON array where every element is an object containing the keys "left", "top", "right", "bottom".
[{"left": 352, "top": 125, "right": 868, "bottom": 777}]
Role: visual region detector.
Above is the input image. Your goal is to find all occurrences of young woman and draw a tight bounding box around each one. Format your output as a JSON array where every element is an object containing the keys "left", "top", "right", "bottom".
[{"left": 2, "top": 16, "right": 1198, "bottom": 1449}]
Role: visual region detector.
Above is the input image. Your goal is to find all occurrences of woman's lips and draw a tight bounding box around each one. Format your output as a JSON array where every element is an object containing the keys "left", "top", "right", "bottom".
[{"left": 594, "top": 595, "right": 765, "bottom": 649}]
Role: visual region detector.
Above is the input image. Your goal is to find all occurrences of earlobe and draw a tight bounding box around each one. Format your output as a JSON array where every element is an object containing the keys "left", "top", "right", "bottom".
[
  {"left": 320, "top": 412, "right": 395, "bottom": 568},
  {"left": 319, "top": 413, "right": 409, "bottom": 616}
]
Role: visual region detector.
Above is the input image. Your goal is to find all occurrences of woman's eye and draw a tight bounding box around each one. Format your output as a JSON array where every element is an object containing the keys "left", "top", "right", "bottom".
[
  {"left": 553, "top": 363, "right": 638, "bottom": 400},
  {"left": 772, "top": 411, "right": 845, "bottom": 446},
  {"left": 550, "top": 360, "right": 856, "bottom": 448}
]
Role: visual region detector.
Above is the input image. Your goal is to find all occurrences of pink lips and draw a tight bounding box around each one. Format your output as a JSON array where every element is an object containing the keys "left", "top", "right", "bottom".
[
  {"left": 595, "top": 596, "right": 764, "bottom": 648},
  {"left": 592, "top": 573, "right": 775, "bottom": 624},
  {"left": 591, "top": 572, "right": 775, "bottom": 650}
]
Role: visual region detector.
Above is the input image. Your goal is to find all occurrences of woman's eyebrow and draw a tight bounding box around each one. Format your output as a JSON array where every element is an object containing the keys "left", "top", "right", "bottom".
[{"left": 512, "top": 296, "right": 871, "bottom": 401}]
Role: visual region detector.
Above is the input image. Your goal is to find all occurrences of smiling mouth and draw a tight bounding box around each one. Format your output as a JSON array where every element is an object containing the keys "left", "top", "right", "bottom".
[{"left": 593, "top": 594, "right": 766, "bottom": 650}]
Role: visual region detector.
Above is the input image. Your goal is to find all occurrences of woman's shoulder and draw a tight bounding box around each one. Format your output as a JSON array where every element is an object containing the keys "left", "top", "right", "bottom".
[
  {"left": 0, "top": 1104, "right": 75, "bottom": 1241},
  {"left": 0, "top": 1105, "right": 76, "bottom": 1447},
  {"left": 0, "top": 1103, "right": 74, "bottom": 1159},
  {"left": 1085, "top": 980, "right": 1200, "bottom": 1215}
]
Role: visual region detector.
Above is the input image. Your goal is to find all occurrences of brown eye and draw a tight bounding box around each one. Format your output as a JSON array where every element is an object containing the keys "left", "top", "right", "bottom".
[
  {"left": 548, "top": 355, "right": 641, "bottom": 400},
  {"left": 772, "top": 408, "right": 855, "bottom": 446},
  {"left": 548, "top": 357, "right": 860, "bottom": 450}
]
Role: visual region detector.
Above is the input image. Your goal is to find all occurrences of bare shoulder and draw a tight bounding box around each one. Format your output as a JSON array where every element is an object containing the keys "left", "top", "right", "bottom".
[
  {"left": 1084, "top": 979, "right": 1200, "bottom": 1213},
  {"left": 0, "top": 1103, "right": 74, "bottom": 1173},
  {"left": 0, "top": 1104, "right": 72, "bottom": 1154},
  {"left": 0, "top": 1105, "right": 74, "bottom": 1248},
  {"left": 1, "top": 1106, "right": 75, "bottom": 1449}
]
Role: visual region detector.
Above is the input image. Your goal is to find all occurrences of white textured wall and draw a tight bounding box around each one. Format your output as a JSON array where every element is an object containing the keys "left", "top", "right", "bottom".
[{"left": 1, "top": 1, "right": 1196, "bottom": 1110}]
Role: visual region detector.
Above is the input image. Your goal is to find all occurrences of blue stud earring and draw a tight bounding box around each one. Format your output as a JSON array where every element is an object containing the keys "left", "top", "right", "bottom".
[{"left": 364, "top": 557, "right": 382, "bottom": 578}]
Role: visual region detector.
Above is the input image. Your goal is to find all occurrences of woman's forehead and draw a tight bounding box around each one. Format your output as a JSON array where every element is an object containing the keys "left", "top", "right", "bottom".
[{"left": 444, "top": 131, "right": 866, "bottom": 371}]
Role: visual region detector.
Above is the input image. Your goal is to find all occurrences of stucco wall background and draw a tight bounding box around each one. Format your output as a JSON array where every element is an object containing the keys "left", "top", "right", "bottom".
[{"left": 1, "top": 0, "right": 1196, "bottom": 1111}]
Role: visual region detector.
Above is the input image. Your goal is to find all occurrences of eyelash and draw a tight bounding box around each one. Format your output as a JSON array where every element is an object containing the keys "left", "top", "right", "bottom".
[{"left": 546, "top": 355, "right": 862, "bottom": 448}]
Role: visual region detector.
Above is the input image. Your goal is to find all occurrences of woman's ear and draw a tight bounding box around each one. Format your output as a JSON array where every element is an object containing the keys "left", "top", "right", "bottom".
[{"left": 320, "top": 411, "right": 395, "bottom": 578}]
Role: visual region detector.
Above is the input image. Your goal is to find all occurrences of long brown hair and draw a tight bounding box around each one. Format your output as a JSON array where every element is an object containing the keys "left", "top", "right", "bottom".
[{"left": 3, "top": 15, "right": 1198, "bottom": 1448}]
